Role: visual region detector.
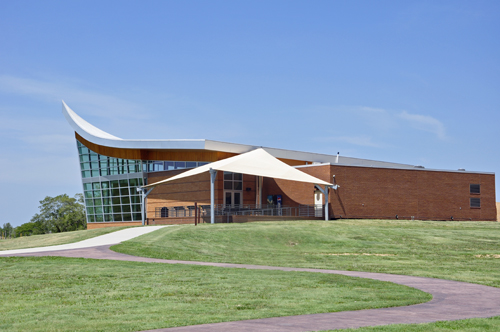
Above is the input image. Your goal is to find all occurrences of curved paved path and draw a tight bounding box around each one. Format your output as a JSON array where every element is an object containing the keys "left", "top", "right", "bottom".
[
  {"left": 0, "top": 226, "right": 168, "bottom": 256},
  {"left": 3, "top": 244, "right": 500, "bottom": 331}
]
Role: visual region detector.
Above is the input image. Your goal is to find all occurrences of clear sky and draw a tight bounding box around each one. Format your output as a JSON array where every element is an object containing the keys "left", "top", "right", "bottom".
[{"left": 0, "top": 0, "right": 498, "bottom": 227}]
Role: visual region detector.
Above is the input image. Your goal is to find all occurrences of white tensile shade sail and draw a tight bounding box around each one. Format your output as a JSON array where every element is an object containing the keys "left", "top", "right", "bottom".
[
  {"left": 140, "top": 148, "right": 334, "bottom": 224},
  {"left": 143, "top": 148, "right": 332, "bottom": 188}
]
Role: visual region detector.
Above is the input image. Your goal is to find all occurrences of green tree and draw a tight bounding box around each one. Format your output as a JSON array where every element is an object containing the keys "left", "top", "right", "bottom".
[
  {"left": 14, "top": 222, "right": 37, "bottom": 237},
  {"left": 2, "top": 223, "right": 14, "bottom": 238},
  {"left": 30, "top": 194, "right": 86, "bottom": 233}
]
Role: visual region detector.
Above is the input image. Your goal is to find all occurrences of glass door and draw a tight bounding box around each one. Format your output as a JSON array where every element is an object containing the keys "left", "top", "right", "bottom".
[{"left": 223, "top": 172, "right": 243, "bottom": 208}]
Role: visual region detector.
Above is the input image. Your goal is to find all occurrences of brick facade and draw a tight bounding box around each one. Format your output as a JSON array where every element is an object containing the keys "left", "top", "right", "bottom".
[
  {"left": 144, "top": 164, "right": 496, "bottom": 222},
  {"left": 262, "top": 164, "right": 496, "bottom": 221},
  {"left": 87, "top": 221, "right": 142, "bottom": 229}
]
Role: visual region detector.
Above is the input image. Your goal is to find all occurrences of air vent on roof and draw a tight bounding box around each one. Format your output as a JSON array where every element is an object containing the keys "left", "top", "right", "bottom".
[
  {"left": 458, "top": 168, "right": 465, "bottom": 171},
  {"left": 414, "top": 165, "right": 425, "bottom": 169}
]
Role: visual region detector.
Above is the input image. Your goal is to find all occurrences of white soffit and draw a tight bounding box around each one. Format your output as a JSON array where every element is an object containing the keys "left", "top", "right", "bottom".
[{"left": 143, "top": 148, "right": 333, "bottom": 188}]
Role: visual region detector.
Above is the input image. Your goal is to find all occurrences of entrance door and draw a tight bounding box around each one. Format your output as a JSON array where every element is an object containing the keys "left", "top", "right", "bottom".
[
  {"left": 223, "top": 172, "right": 243, "bottom": 208},
  {"left": 224, "top": 191, "right": 242, "bottom": 207},
  {"left": 314, "top": 190, "right": 323, "bottom": 217}
]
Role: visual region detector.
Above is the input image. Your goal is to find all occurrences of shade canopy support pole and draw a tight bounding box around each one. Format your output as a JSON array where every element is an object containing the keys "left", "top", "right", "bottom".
[
  {"left": 315, "top": 184, "right": 338, "bottom": 221},
  {"left": 210, "top": 168, "right": 217, "bottom": 224},
  {"left": 138, "top": 187, "right": 154, "bottom": 226}
]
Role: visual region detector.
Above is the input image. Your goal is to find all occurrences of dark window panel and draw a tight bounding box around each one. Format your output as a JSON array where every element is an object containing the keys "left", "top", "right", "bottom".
[{"left": 470, "top": 184, "right": 480, "bottom": 194}]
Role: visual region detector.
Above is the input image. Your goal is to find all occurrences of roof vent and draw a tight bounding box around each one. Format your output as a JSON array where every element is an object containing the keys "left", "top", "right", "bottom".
[
  {"left": 458, "top": 168, "right": 465, "bottom": 171},
  {"left": 414, "top": 165, "right": 425, "bottom": 169}
]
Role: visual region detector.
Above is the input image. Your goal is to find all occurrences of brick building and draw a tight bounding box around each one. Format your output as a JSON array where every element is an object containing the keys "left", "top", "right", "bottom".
[{"left": 63, "top": 102, "right": 497, "bottom": 229}]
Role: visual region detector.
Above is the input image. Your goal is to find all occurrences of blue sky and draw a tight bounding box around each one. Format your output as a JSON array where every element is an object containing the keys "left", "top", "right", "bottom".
[{"left": 0, "top": 0, "right": 498, "bottom": 227}]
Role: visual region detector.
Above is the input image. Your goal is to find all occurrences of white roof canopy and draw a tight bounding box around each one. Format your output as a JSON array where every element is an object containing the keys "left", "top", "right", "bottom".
[{"left": 143, "top": 148, "right": 333, "bottom": 188}]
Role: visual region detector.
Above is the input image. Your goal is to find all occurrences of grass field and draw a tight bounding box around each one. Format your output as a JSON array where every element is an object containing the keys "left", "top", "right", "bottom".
[
  {"left": 112, "top": 219, "right": 500, "bottom": 331},
  {"left": 0, "top": 226, "right": 131, "bottom": 251},
  {"left": 113, "top": 220, "right": 500, "bottom": 287},
  {"left": 2, "top": 219, "right": 499, "bottom": 331},
  {"left": 0, "top": 256, "right": 428, "bottom": 332}
]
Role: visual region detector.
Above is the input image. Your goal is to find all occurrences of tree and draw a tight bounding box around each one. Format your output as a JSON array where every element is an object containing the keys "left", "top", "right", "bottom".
[
  {"left": 30, "top": 194, "right": 86, "bottom": 233},
  {"left": 14, "top": 222, "right": 37, "bottom": 237},
  {"left": 2, "top": 223, "right": 14, "bottom": 238}
]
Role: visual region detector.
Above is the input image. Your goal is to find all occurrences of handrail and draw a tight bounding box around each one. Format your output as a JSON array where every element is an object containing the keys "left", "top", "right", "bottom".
[{"left": 155, "top": 204, "right": 323, "bottom": 219}]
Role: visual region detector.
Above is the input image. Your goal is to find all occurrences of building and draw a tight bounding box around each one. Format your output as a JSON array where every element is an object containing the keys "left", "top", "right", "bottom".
[{"left": 62, "top": 102, "right": 497, "bottom": 229}]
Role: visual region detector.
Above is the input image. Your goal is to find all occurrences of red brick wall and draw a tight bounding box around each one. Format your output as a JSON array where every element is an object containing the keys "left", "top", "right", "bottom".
[
  {"left": 263, "top": 165, "right": 496, "bottom": 221},
  {"left": 87, "top": 221, "right": 142, "bottom": 229},
  {"left": 146, "top": 165, "right": 496, "bottom": 222}
]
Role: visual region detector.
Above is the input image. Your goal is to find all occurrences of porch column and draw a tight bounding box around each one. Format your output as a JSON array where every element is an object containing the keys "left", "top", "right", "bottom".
[
  {"left": 210, "top": 168, "right": 217, "bottom": 224},
  {"left": 324, "top": 186, "right": 329, "bottom": 221},
  {"left": 139, "top": 187, "right": 154, "bottom": 226}
]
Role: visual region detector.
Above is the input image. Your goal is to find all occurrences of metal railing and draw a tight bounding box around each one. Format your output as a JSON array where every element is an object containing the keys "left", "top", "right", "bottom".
[{"left": 155, "top": 204, "right": 323, "bottom": 219}]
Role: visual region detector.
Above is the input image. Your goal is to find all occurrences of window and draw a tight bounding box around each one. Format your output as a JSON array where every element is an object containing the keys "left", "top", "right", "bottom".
[
  {"left": 470, "top": 184, "right": 480, "bottom": 194},
  {"left": 470, "top": 198, "right": 481, "bottom": 208}
]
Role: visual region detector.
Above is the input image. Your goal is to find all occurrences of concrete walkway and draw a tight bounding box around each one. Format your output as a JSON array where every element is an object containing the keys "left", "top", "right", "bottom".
[
  {"left": 0, "top": 226, "right": 167, "bottom": 256},
  {"left": 3, "top": 243, "right": 500, "bottom": 331}
]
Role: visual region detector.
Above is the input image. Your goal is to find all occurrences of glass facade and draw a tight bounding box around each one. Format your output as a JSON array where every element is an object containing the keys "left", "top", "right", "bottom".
[{"left": 77, "top": 140, "right": 210, "bottom": 223}]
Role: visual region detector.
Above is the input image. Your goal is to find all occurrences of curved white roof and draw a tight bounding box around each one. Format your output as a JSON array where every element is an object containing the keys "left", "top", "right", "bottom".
[
  {"left": 62, "top": 101, "right": 208, "bottom": 150},
  {"left": 63, "top": 101, "right": 427, "bottom": 170}
]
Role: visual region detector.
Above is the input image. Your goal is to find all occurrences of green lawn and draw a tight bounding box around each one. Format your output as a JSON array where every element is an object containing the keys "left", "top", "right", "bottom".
[
  {"left": 325, "top": 316, "right": 500, "bottom": 331},
  {"left": 2, "top": 219, "right": 499, "bottom": 331},
  {"left": 112, "top": 220, "right": 500, "bottom": 287},
  {"left": 112, "top": 219, "right": 500, "bottom": 331},
  {"left": 0, "top": 226, "right": 131, "bottom": 251},
  {"left": 0, "top": 256, "right": 429, "bottom": 332}
]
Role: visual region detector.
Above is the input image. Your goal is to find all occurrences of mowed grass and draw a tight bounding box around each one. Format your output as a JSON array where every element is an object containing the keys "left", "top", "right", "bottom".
[
  {"left": 113, "top": 220, "right": 500, "bottom": 287},
  {"left": 0, "top": 256, "right": 429, "bottom": 332},
  {"left": 113, "top": 219, "right": 500, "bottom": 331},
  {"left": 0, "top": 226, "right": 131, "bottom": 251},
  {"left": 323, "top": 316, "right": 500, "bottom": 331}
]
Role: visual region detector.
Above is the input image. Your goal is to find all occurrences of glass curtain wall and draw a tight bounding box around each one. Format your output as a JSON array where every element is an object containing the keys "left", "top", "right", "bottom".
[{"left": 77, "top": 140, "right": 209, "bottom": 223}]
